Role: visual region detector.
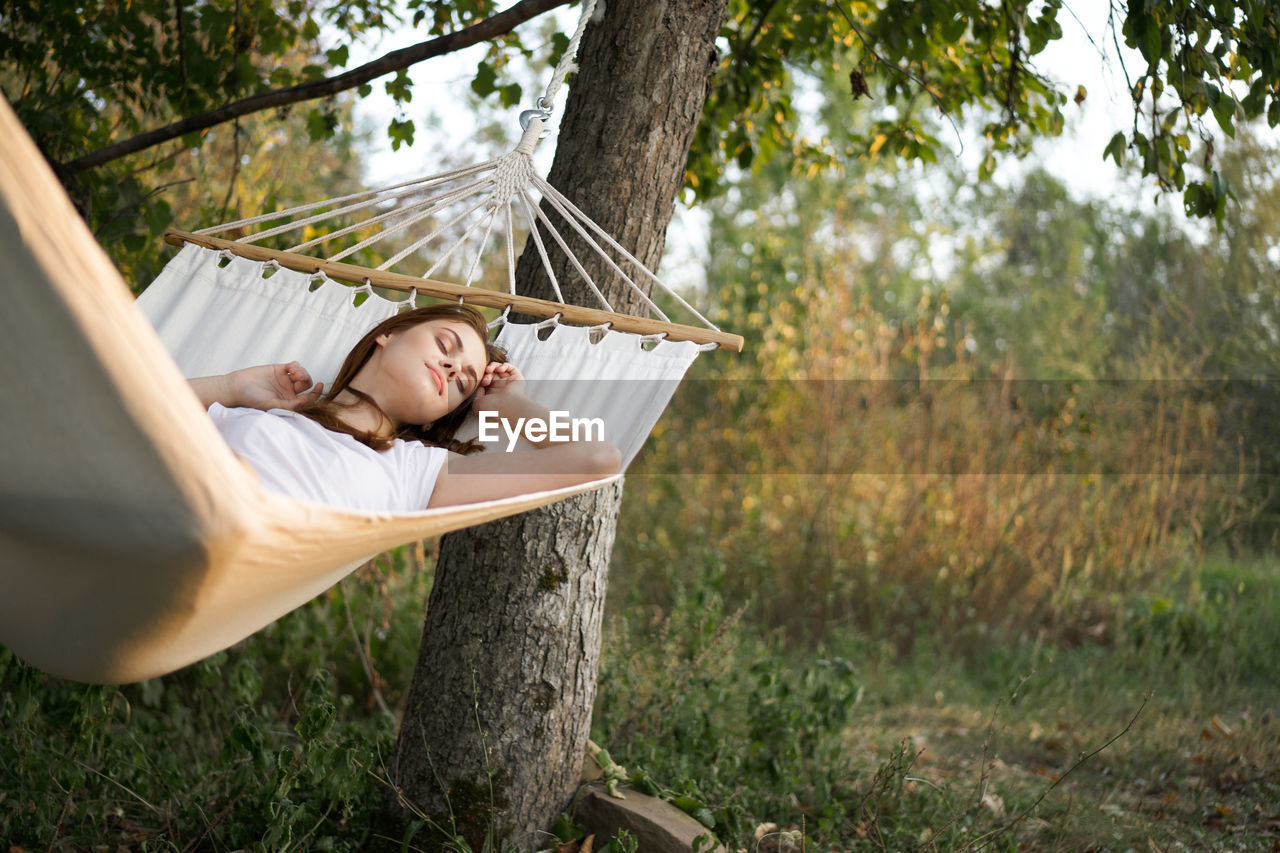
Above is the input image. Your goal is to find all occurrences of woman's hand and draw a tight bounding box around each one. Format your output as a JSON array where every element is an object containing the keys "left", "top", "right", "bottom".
[
  {"left": 235, "top": 362, "right": 324, "bottom": 410},
  {"left": 191, "top": 361, "right": 323, "bottom": 410},
  {"left": 476, "top": 361, "right": 526, "bottom": 406}
]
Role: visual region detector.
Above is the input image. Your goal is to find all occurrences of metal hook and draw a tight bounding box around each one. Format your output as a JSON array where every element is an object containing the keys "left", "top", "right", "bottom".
[{"left": 519, "top": 105, "right": 553, "bottom": 139}]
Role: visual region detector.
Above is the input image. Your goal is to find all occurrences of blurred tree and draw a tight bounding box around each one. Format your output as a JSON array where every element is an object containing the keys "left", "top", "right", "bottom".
[
  {"left": 945, "top": 170, "right": 1121, "bottom": 379},
  {"left": 1105, "top": 128, "right": 1280, "bottom": 546}
]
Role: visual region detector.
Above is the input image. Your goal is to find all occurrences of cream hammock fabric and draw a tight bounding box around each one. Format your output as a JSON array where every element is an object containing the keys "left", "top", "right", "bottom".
[{"left": 0, "top": 0, "right": 739, "bottom": 684}]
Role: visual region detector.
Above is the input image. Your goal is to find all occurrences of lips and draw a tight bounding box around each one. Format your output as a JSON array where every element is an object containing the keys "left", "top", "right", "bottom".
[{"left": 425, "top": 364, "right": 445, "bottom": 395}]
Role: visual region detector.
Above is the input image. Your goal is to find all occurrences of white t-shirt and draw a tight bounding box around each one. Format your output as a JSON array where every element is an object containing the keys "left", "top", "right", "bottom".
[{"left": 207, "top": 403, "right": 448, "bottom": 512}]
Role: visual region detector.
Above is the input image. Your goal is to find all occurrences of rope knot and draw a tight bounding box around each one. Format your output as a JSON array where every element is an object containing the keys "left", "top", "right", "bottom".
[{"left": 491, "top": 151, "right": 534, "bottom": 205}]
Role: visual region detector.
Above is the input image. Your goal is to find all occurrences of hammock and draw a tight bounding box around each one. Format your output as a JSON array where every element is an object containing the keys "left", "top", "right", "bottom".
[{"left": 0, "top": 1, "right": 740, "bottom": 683}]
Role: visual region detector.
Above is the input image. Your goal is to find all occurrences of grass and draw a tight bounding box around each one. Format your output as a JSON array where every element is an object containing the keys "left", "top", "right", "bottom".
[
  {"left": 1, "top": 547, "right": 1278, "bottom": 851},
  {"left": 593, "top": 549, "right": 1280, "bottom": 851}
]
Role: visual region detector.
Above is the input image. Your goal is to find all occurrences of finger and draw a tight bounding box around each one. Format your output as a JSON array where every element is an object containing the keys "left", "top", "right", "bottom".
[
  {"left": 292, "top": 364, "right": 314, "bottom": 390},
  {"left": 286, "top": 383, "right": 323, "bottom": 409}
]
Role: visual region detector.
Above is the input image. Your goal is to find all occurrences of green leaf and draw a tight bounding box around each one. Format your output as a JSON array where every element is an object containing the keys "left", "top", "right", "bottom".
[
  {"left": 1103, "top": 131, "right": 1126, "bottom": 167},
  {"left": 1211, "top": 169, "right": 1230, "bottom": 204},
  {"left": 1182, "top": 182, "right": 1210, "bottom": 217},
  {"left": 326, "top": 45, "right": 350, "bottom": 67},
  {"left": 1211, "top": 93, "right": 1236, "bottom": 137},
  {"left": 551, "top": 815, "right": 586, "bottom": 842},
  {"left": 941, "top": 13, "right": 966, "bottom": 42},
  {"left": 145, "top": 199, "right": 173, "bottom": 236},
  {"left": 498, "top": 82, "right": 523, "bottom": 109},
  {"left": 388, "top": 117, "right": 415, "bottom": 151},
  {"left": 630, "top": 770, "right": 662, "bottom": 797},
  {"left": 1141, "top": 15, "right": 1164, "bottom": 64},
  {"left": 977, "top": 150, "right": 996, "bottom": 181},
  {"left": 305, "top": 107, "right": 338, "bottom": 141},
  {"left": 548, "top": 31, "right": 571, "bottom": 67},
  {"left": 386, "top": 69, "right": 413, "bottom": 103},
  {"left": 471, "top": 60, "right": 498, "bottom": 98},
  {"left": 671, "top": 793, "right": 716, "bottom": 826},
  {"left": 295, "top": 698, "right": 335, "bottom": 744}
]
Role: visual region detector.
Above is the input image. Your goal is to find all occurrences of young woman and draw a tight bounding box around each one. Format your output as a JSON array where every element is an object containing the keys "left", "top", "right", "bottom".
[{"left": 189, "top": 304, "right": 621, "bottom": 512}]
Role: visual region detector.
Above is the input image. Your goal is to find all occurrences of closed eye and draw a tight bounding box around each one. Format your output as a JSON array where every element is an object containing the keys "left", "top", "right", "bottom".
[{"left": 440, "top": 328, "right": 480, "bottom": 394}]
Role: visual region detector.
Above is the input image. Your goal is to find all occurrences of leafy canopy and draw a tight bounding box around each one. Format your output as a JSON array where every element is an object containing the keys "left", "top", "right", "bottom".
[{"left": 2, "top": 0, "right": 1278, "bottom": 262}]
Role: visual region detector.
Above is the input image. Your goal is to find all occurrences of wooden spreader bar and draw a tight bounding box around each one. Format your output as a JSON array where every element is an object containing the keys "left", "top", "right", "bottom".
[{"left": 165, "top": 229, "right": 745, "bottom": 352}]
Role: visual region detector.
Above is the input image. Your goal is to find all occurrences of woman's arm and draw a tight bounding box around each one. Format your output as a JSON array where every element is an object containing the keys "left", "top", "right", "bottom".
[
  {"left": 426, "top": 441, "right": 620, "bottom": 507},
  {"left": 190, "top": 362, "right": 323, "bottom": 411},
  {"left": 426, "top": 361, "right": 621, "bottom": 507}
]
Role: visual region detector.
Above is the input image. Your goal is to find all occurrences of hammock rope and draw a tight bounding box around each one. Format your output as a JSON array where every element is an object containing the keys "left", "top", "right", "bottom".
[{"left": 164, "top": 0, "right": 741, "bottom": 350}]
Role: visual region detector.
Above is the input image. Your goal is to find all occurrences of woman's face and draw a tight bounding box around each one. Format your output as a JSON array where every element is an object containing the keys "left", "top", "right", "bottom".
[{"left": 367, "top": 319, "right": 489, "bottom": 427}]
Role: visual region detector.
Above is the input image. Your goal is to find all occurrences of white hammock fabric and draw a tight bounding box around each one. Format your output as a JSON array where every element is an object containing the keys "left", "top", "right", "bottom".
[
  {"left": 137, "top": 242, "right": 395, "bottom": 385},
  {"left": 137, "top": 242, "right": 700, "bottom": 466},
  {"left": 493, "top": 322, "right": 699, "bottom": 468}
]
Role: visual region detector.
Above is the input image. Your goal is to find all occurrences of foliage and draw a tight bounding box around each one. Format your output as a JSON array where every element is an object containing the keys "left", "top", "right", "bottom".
[
  {"left": 688, "top": 0, "right": 1280, "bottom": 221},
  {"left": 4, "top": 541, "right": 1278, "bottom": 850},
  {"left": 0, "top": 0, "right": 375, "bottom": 282},
  {"left": 690, "top": 0, "right": 1072, "bottom": 199},
  {"left": 620, "top": 144, "right": 1268, "bottom": 647},
  {"left": 123, "top": 103, "right": 369, "bottom": 287},
  {"left": 1113, "top": 0, "right": 1280, "bottom": 224},
  {"left": 594, "top": 546, "right": 1280, "bottom": 850},
  {"left": 0, "top": 545, "right": 434, "bottom": 849},
  {"left": 4, "top": 0, "right": 1278, "bottom": 279},
  {"left": 1097, "top": 129, "right": 1280, "bottom": 545}
]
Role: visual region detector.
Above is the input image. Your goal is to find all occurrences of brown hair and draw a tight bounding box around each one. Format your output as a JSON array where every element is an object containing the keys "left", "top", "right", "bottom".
[{"left": 299, "top": 304, "right": 505, "bottom": 454}]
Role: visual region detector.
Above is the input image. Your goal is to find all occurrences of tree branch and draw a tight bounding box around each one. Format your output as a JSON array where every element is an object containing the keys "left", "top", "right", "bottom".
[{"left": 61, "top": 0, "right": 573, "bottom": 175}]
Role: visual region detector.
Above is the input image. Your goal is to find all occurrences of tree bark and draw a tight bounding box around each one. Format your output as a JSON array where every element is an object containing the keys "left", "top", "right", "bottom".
[{"left": 387, "top": 0, "right": 728, "bottom": 848}]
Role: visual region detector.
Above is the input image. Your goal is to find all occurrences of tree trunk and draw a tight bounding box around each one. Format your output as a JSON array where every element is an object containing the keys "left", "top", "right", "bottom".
[{"left": 387, "top": 0, "right": 727, "bottom": 848}]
